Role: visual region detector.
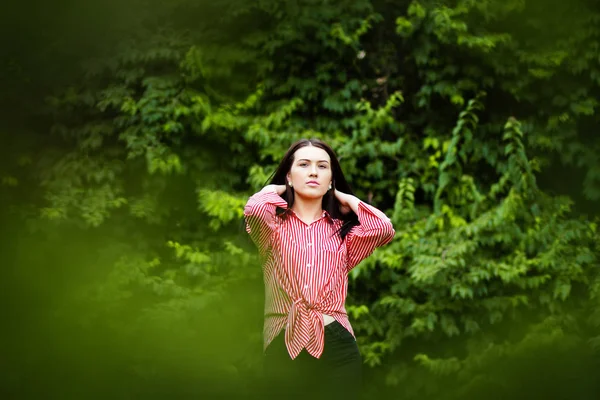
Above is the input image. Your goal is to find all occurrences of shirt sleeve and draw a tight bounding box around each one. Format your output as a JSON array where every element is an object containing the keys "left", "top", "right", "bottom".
[
  {"left": 345, "top": 201, "right": 395, "bottom": 271},
  {"left": 244, "top": 190, "right": 288, "bottom": 257}
]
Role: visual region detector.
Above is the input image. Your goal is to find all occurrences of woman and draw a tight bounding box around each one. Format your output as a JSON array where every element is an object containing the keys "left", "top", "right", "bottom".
[{"left": 244, "top": 139, "right": 395, "bottom": 399}]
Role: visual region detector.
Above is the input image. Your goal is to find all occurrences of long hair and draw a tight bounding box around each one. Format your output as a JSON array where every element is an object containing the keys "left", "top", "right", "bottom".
[{"left": 268, "top": 138, "right": 359, "bottom": 240}]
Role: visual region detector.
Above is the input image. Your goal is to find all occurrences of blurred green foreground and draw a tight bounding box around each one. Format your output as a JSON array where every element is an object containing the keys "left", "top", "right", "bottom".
[{"left": 1, "top": 0, "right": 600, "bottom": 399}]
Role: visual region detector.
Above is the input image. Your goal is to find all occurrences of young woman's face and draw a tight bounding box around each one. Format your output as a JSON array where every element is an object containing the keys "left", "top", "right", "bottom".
[{"left": 287, "top": 145, "right": 333, "bottom": 200}]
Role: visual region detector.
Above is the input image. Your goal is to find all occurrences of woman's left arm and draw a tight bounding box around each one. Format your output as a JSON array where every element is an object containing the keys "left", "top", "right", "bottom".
[{"left": 335, "top": 189, "right": 395, "bottom": 271}]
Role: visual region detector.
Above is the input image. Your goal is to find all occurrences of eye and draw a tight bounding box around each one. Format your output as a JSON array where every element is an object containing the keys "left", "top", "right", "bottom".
[
  {"left": 319, "top": 164, "right": 328, "bottom": 169},
  {"left": 299, "top": 162, "right": 308, "bottom": 167}
]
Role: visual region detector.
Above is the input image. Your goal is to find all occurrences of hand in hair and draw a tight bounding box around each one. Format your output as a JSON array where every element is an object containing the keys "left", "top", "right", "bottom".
[
  {"left": 261, "top": 184, "right": 287, "bottom": 195},
  {"left": 334, "top": 189, "right": 360, "bottom": 215}
]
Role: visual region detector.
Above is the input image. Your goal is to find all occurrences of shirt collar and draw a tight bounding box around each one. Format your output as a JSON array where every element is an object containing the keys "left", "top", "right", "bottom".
[{"left": 287, "top": 209, "right": 334, "bottom": 224}]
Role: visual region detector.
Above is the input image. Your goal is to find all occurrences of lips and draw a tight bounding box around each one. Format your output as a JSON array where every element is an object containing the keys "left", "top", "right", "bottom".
[{"left": 306, "top": 181, "right": 320, "bottom": 186}]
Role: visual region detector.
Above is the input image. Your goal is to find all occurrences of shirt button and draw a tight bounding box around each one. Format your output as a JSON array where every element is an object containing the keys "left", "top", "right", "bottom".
[
  {"left": 304, "top": 284, "right": 309, "bottom": 289},
  {"left": 306, "top": 264, "right": 311, "bottom": 268},
  {"left": 307, "top": 243, "right": 313, "bottom": 246}
]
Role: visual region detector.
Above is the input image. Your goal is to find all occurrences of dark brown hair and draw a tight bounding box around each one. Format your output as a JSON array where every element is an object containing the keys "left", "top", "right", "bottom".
[{"left": 268, "top": 138, "right": 359, "bottom": 240}]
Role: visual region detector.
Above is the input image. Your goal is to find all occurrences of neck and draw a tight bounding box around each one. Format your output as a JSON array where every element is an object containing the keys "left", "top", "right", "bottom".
[{"left": 291, "top": 195, "right": 323, "bottom": 223}]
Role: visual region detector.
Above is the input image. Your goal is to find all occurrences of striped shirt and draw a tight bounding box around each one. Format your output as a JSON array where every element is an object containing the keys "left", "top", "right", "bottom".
[{"left": 244, "top": 190, "right": 395, "bottom": 359}]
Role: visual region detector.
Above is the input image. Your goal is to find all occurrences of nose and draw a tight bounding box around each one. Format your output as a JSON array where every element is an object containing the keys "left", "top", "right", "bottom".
[{"left": 309, "top": 165, "right": 318, "bottom": 177}]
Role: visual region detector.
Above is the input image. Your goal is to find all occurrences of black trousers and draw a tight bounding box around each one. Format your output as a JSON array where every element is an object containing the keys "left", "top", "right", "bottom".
[{"left": 263, "top": 321, "right": 362, "bottom": 400}]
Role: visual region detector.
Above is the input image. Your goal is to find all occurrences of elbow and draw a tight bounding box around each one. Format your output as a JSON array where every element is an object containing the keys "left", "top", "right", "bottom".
[
  {"left": 361, "top": 218, "right": 395, "bottom": 244},
  {"left": 243, "top": 203, "right": 255, "bottom": 218},
  {"left": 381, "top": 219, "right": 395, "bottom": 244},
  {"left": 244, "top": 201, "right": 271, "bottom": 224},
  {"left": 244, "top": 196, "right": 263, "bottom": 218}
]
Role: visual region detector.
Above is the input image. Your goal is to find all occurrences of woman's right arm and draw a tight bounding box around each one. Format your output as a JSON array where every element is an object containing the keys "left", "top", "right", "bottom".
[{"left": 244, "top": 185, "right": 288, "bottom": 255}]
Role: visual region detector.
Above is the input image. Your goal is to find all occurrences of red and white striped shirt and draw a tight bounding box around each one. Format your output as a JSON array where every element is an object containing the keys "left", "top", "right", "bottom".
[{"left": 244, "top": 190, "right": 395, "bottom": 359}]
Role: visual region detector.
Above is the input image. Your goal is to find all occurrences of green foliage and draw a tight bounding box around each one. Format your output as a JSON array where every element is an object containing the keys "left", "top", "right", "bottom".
[{"left": 198, "top": 190, "right": 247, "bottom": 230}]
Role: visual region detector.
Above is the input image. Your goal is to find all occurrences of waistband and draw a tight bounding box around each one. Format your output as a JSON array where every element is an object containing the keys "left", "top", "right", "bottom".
[{"left": 324, "top": 320, "right": 347, "bottom": 335}]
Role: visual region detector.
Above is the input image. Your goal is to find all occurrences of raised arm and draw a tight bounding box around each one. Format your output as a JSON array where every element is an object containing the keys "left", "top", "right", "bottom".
[
  {"left": 244, "top": 185, "right": 288, "bottom": 257},
  {"left": 335, "top": 190, "right": 395, "bottom": 271}
]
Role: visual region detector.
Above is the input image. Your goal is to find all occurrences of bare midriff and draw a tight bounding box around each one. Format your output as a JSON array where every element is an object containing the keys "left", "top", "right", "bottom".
[{"left": 323, "top": 314, "right": 335, "bottom": 325}]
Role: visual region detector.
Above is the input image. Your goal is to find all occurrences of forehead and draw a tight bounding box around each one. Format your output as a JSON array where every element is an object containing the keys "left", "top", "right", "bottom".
[{"left": 293, "top": 145, "right": 330, "bottom": 162}]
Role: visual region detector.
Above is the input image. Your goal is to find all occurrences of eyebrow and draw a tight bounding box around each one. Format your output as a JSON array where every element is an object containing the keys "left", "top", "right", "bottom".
[{"left": 297, "top": 159, "right": 330, "bottom": 163}]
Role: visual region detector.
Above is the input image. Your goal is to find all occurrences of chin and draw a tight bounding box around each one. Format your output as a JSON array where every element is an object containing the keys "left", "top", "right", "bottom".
[{"left": 295, "top": 190, "right": 326, "bottom": 200}]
